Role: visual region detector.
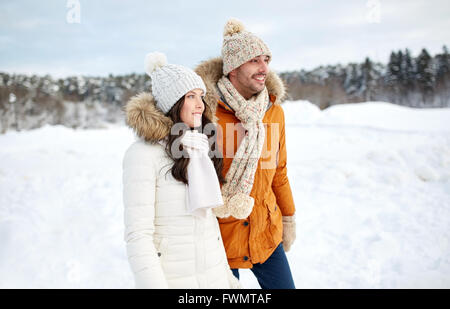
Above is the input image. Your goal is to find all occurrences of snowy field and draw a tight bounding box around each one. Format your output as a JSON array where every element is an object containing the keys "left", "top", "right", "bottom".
[{"left": 0, "top": 101, "right": 449, "bottom": 289}]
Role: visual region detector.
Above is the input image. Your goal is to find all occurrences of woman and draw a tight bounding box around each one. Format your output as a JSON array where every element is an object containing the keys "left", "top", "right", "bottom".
[{"left": 122, "top": 52, "right": 240, "bottom": 289}]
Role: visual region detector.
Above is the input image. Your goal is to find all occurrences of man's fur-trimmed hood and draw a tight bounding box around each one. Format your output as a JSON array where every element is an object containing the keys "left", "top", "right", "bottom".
[
  {"left": 125, "top": 57, "right": 286, "bottom": 142},
  {"left": 194, "top": 57, "right": 287, "bottom": 116}
]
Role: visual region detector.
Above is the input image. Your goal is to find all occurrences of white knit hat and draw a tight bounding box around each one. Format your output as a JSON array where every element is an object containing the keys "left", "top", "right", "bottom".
[
  {"left": 221, "top": 18, "right": 272, "bottom": 76},
  {"left": 144, "top": 52, "right": 207, "bottom": 114}
]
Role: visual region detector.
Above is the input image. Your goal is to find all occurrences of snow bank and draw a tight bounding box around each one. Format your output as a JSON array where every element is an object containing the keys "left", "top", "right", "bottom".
[
  {"left": 283, "top": 100, "right": 450, "bottom": 132},
  {"left": 1, "top": 101, "right": 449, "bottom": 288}
]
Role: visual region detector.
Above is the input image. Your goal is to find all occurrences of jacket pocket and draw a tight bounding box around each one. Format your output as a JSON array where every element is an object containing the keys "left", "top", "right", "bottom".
[
  {"left": 262, "top": 198, "right": 276, "bottom": 249},
  {"left": 264, "top": 197, "right": 282, "bottom": 245},
  {"left": 264, "top": 192, "right": 279, "bottom": 214}
]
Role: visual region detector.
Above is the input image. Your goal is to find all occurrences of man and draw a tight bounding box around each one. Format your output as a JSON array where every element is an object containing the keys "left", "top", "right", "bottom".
[{"left": 195, "top": 18, "right": 296, "bottom": 289}]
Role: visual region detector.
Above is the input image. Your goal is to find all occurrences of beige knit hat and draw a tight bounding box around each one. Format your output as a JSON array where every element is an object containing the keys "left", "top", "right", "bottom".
[{"left": 221, "top": 18, "right": 272, "bottom": 76}]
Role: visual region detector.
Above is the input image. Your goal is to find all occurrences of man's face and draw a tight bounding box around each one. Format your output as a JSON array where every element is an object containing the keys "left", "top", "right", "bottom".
[{"left": 229, "top": 55, "right": 271, "bottom": 99}]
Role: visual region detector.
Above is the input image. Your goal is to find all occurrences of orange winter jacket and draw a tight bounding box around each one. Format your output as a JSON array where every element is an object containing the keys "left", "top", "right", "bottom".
[
  {"left": 215, "top": 95, "right": 295, "bottom": 268},
  {"left": 195, "top": 58, "right": 296, "bottom": 269}
]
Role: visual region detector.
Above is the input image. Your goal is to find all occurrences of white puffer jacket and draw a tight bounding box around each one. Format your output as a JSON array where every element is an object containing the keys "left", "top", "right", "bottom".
[{"left": 122, "top": 92, "right": 240, "bottom": 289}]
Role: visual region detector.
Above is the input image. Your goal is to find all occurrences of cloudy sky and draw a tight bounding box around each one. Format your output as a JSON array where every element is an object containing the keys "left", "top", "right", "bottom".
[{"left": 1, "top": 0, "right": 449, "bottom": 77}]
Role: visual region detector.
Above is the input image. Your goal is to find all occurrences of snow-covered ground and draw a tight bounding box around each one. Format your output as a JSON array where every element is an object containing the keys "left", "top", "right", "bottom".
[{"left": 0, "top": 101, "right": 449, "bottom": 288}]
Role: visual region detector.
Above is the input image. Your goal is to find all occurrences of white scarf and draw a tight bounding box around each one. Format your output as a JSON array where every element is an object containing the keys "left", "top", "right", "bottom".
[{"left": 180, "top": 130, "right": 223, "bottom": 218}]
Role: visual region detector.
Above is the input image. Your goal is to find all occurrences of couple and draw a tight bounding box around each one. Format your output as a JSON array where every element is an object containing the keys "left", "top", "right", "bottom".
[{"left": 122, "top": 18, "right": 296, "bottom": 289}]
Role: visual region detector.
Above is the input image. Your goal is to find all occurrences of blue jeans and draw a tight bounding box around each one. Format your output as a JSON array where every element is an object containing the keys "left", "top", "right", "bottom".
[{"left": 232, "top": 242, "right": 295, "bottom": 289}]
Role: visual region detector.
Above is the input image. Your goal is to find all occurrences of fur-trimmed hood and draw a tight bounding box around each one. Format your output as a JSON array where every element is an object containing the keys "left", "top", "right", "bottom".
[
  {"left": 125, "top": 92, "right": 215, "bottom": 143},
  {"left": 125, "top": 92, "right": 173, "bottom": 143},
  {"left": 124, "top": 57, "right": 286, "bottom": 142},
  {"left": 194, "top": 57, "right": 287, "bottom": 116}
]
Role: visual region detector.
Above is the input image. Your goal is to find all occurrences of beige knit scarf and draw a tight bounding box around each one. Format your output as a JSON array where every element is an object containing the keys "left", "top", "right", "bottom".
[{"left": 213, "top": 76, "right": 269, "bottom": 219}]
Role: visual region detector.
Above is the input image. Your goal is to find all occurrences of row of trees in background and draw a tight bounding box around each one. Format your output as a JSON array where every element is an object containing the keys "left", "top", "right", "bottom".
[
  {"left": 281, "top": 46, "right": 450, "bottom": 109},
  {"left": 0, "top": 73, "right": 149, "bottom": 133},
  {"left": 0, "top": 46, "right": 449, "bottom": 133}
]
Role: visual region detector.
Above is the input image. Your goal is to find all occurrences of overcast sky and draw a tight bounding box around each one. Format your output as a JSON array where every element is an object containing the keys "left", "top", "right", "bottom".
[{"left": 1, "top": 0, "right": 449, "bottom": 77}]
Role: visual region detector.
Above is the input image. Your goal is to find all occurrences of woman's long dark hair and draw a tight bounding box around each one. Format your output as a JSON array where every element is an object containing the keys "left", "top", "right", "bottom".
[{"left": 164, "top": 96, "right": 226, "bottom": 186}]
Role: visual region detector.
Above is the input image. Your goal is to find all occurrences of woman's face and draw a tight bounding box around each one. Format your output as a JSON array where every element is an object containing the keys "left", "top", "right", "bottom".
[{"left": 180, "top": 88, "right": 205, "bottom": 128}]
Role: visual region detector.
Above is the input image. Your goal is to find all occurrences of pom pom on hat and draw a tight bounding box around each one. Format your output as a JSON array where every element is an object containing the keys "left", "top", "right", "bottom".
[
  {"left": 145, "top": 52, "right": 167, "bottom": 76},
  {"left": 223, "top": 18, "right": 245, "bottom": 37}
]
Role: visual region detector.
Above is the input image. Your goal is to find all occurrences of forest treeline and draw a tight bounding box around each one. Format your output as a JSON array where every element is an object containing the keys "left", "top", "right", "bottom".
[{"left": 0, "top": 46, "right": 449, "bottom": 133}]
